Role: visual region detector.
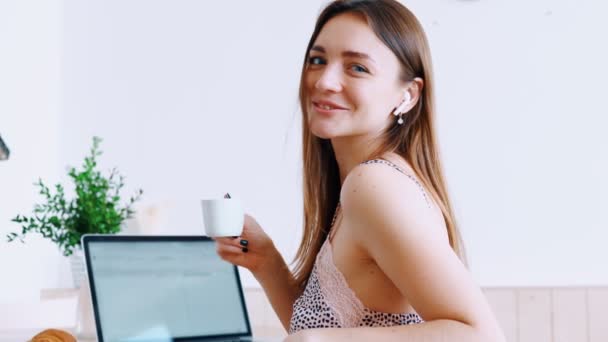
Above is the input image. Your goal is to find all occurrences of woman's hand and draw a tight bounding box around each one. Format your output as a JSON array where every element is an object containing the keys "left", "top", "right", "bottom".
[{"left": 214, "top": 214, "right": 277, "bottom": 275}]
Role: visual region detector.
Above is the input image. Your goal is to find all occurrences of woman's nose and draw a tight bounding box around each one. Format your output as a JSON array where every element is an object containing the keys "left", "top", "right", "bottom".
[{"left": 314, "top": 65, "right": 343, "bottom": 93}]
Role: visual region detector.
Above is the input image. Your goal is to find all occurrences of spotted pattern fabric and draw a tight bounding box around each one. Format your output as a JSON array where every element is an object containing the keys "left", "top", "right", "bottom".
[{"left": 289, "top": 241, "right": 423, "bottom": 333}]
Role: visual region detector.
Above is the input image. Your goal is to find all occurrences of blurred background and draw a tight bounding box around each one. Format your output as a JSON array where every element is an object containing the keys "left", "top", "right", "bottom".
[{"left": 1, "top": 0, "right": 607, "bottom": 303}]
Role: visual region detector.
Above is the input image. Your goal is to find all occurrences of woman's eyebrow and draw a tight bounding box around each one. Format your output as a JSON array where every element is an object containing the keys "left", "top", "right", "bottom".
[{"left": 310, "top": 45, "right": 376, "bottom": 65}]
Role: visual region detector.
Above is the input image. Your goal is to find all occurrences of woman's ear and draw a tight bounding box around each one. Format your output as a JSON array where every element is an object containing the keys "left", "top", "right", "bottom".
[
  {"left": 411, "top": 77, "right": 424, "bottom": 100},
  {"left": 395, "top": 77, "right": 424, "bottom": 115}
]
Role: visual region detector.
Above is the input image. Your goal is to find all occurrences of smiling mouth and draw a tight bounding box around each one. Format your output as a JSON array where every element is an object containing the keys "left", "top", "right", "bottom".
[{"left": 312, "top": 101, "right": 348, "bottom": 112}]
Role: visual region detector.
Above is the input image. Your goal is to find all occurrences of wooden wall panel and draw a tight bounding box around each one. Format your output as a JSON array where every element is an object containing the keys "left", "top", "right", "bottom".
[
  {"left": 484, "top": 288, "right": 518, "bottom": 342},
  {"left": 553, "top": 289, "right": 588, "bottom": 342},
  {"left": 518, "top": 290, "right": 552, "bottom": 342},
  {"left": 588, "top": 288, "right": 608, "bottom": 342}
]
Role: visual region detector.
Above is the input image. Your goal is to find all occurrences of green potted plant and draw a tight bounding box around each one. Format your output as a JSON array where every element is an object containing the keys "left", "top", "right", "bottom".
[{"left": 7, "top": 136, "right": 143, "bottom": 287}]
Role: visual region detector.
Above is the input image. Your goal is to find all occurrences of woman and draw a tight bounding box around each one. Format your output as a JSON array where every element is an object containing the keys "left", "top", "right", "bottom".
[{"left": 215, "top": 0, "right": 505, "bottom": 341}]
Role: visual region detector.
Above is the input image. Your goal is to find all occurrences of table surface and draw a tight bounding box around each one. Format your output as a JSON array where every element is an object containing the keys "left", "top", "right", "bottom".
[
  {"left": 0, "top": 329, "right": 282, "bottom": 342},
  {"left": 0, "top": 329, "right": 93, "bottom": 342}
]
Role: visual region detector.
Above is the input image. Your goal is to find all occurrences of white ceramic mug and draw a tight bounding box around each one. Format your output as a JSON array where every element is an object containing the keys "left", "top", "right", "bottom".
[{"left": 201, "top": 198, "right": 244, "bottom": 237}]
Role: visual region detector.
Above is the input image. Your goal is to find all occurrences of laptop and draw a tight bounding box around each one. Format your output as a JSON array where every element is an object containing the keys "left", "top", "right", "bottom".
[{"left": 82, "top": 235, "right": 274, "bottom": 342}]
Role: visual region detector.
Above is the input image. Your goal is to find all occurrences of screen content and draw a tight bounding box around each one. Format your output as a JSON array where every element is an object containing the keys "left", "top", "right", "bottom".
[{"left": 87, "top": 240, "right": 248, "bottom": 342}]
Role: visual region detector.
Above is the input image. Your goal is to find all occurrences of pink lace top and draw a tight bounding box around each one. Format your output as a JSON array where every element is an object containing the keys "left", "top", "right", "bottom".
[
  {"left": 288, "top": 159, "right": 425, "bottom": 333},
  {"left": 289, "top": 239, "right": 423, "bottom": 333}
]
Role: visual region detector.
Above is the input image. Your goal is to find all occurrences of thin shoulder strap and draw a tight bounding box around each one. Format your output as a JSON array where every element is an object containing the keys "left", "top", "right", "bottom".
[
  {"left": 361, "top": 158, "right": 432, "bottom": 208},
  {"left": 328, "top": 158, "right": 433, "bottom": 242},
  {"left": 328, "top": 202, "right": 341, "bottom": 241}
]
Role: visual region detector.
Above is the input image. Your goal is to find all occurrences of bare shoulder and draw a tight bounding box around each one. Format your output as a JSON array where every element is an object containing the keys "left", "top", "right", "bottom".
[
  {"left": 341, "top": 162, "right": 503, "bottom": 339},
  {"left": 341, "top": 160, "right": 446, "bottom": 243},
  {"left": 341, "top": 159, "right": 437, "bottom": 218}
]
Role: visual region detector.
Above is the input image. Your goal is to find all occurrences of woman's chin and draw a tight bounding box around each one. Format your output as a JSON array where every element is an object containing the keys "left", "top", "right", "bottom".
[{"left": 309, "top": 124, "right": 338, "bottom": 140}]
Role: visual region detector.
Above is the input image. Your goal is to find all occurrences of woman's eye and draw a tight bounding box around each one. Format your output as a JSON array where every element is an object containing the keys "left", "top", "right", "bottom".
[
  {"left": 308, "top": 56, "right": 325, "bottom": 65},
  {"left": 350, "top": 64, "right": 368, "bottom": 73}
]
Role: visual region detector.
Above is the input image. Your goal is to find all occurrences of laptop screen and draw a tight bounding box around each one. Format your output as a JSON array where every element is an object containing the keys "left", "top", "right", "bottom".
[{"left": 84, "top": 237, "right": 250, "bottom": 342}]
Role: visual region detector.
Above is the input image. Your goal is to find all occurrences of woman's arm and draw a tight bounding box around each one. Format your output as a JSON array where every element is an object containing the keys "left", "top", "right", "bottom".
[
  {"left": 288, "top": 319, "right": 500, "bottom": 341},
  {"left": 291, "top": 164, "right": 505, "bottom": 341},
  {"left": 253, "top": 243, "right": 303, "bottom": 330},
  {"left": 215, "top": 215, "right": 303, "bottom": 330}
]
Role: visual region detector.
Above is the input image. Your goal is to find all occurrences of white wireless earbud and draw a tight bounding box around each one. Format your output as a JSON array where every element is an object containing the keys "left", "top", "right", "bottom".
[
  {"left": 392, "top": 91, "right": 412, "bottom": 116},
  {"left": 403, "top": 91, "right": 411, "bottom": 104}
]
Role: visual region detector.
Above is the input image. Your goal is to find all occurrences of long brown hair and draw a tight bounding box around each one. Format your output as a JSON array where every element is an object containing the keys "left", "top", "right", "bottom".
[{"left": 292, "top": 0, "right": 466, "bottom": 289}]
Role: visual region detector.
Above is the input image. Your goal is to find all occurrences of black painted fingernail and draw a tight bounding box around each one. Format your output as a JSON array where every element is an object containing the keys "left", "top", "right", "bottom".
[
  {"left": 242, "top": 247, "right": 248, "bottom": 253},
  {"left": 239, "top": 239, "right": 249, "bottom": 247}
]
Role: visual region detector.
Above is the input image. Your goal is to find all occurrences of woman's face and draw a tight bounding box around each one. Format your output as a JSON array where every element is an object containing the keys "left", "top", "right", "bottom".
[{"left": 304, "top": 13, "right": 406, "bottom": 140}]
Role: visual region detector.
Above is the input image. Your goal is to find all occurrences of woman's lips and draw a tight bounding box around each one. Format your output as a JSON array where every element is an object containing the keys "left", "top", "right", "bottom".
[{"left": 312, "top": 100, "right": 348, "bottom": 115}]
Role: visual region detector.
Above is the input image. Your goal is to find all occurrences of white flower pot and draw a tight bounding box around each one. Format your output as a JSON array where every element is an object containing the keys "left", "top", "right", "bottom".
[
  {"left": 76, "top": 277, "right": 97, "bottom": 339},
  {"left": 69, "top": 248, "right": 86, "bottom": 288},
  {"left": 69, "top": 247, "right": 97, "bottom": 338}
]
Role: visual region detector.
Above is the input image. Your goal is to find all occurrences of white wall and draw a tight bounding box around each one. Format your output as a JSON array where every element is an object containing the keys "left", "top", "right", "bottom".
[
  {"left": 1, "top": 0, "right": 607, "bottom": 300},
  {"left": 58, "top": 0, "right": 316, "bottom": 290},
  {"left": 0, "top": 0, "right": 67, "bottom": 299},
  {"left": 413, "top": 0, "right": 608, "bottom": 286}
]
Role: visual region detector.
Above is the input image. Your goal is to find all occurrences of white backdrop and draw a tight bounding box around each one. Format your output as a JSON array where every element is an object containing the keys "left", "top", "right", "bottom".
[
  {"left": 0, "top": 0, "right": 65, "bottom": 299},
  {"left": 1, "top": 0, "right": 607, "bottom": 300}
]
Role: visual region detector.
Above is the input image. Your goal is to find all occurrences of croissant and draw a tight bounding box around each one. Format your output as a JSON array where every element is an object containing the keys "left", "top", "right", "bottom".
[{"left": 29, "top": 329, "right": 77, "bottom": 342}]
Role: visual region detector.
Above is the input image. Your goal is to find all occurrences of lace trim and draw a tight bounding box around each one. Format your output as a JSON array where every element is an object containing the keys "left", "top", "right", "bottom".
[
  {"left": 315, "top": 240, "right": 366, "bottom": 328},
  {"left": 361, "top": 159, "right": 432, "bottom": 208}
]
